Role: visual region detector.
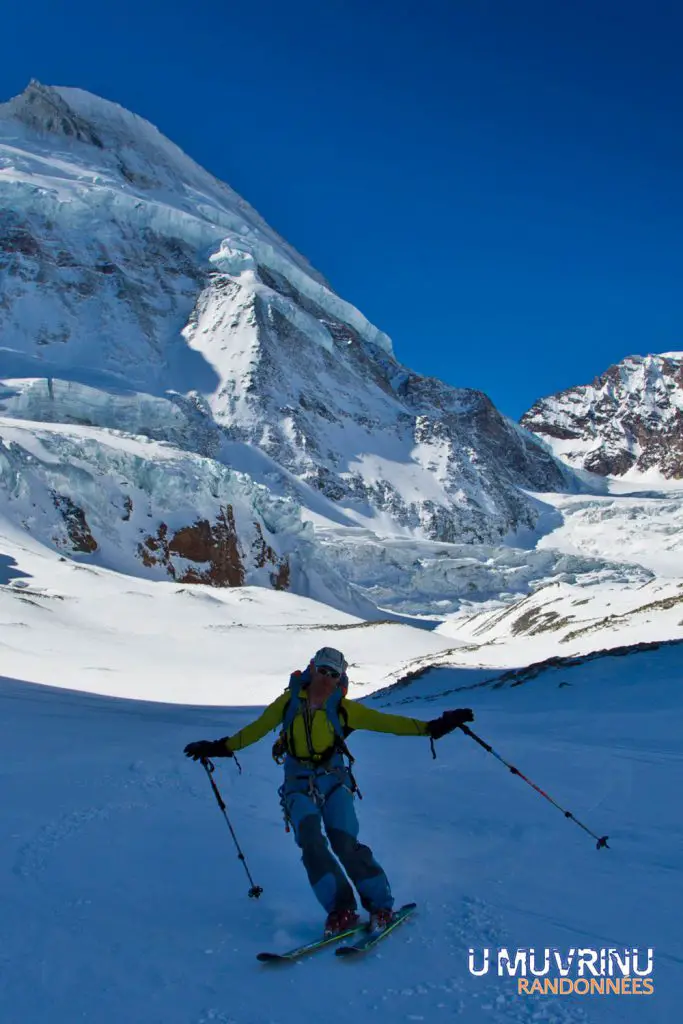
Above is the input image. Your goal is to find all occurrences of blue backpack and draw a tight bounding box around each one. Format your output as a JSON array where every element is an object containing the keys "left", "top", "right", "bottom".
[{"left": 273, "top": 666, "right": 352, "bottom": 765}]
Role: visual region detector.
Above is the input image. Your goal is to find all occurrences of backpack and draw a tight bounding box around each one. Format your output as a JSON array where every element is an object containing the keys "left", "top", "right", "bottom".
[{"left": 272, "top": 665, "right": 353, "bottom": 765}]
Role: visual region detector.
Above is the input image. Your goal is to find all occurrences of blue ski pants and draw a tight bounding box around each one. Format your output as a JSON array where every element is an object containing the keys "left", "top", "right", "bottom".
[{"left": 281, "top": 755, "right": 393, "bottom": 914}]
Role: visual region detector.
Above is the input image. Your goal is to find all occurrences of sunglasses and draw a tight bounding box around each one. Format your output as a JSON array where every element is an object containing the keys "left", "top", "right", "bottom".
[{"left": 316, "top": 666, "right": 340, "bottom": 679}]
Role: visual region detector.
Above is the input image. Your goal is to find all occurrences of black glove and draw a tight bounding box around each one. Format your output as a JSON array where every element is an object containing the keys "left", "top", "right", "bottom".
[
  {"left": 183, "top": 738, "right": 234, "bottom": 761},
  {"left": 426, "top": 708, "right": 474, "bottom": 740}
]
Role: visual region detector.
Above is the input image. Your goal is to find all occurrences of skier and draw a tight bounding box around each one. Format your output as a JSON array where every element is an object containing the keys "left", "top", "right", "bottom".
[{"left": 184, "top": 646, "right": 473, "bottom": 935}]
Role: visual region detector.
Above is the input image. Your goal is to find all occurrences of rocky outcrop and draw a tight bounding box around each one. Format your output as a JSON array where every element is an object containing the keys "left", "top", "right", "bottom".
[
  {"left": 52, "top": 493, "right": 98, "bottom": 553},
  {"left": 521, "top": 353, "right": 683, "bottom": 478},
  {"left": 138, "top": 506, "right": 289, "bottom": 588},
  {"left": 4, "top": 79, "right": 105, "bottom": 148},
  {"left": 252, "top": 522, "right": 290, "bottom": 589}
]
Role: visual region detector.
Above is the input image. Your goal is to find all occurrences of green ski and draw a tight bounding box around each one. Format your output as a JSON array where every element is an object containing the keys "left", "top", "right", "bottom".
[{"left": 257, "top": 922, "right": 366, "bottom": 962}]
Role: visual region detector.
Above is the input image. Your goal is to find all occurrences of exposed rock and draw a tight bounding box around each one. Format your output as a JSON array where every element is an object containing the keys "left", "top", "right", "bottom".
[
  {"left": 138, "top": 506, "right": 245, "bottom": 585},
  {"left": 5, "top": 79, "right": 105, "bottom": 148},
  {"left": 52, "top": 493, "right": 98, "bottom": 553},
  {"left": 270, "top": 559, "right": 290, "bottom": 591},
  {"left": 252, "top": 521, "right": 289, "bottom": 589},
  {"left": 137, "top": 506, "right": 289, "bottom": 588}
]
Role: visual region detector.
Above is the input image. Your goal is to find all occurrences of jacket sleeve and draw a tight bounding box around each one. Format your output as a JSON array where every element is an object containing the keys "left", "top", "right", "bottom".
[
  {"left": 342, "top": 699, "right": 429, "bottom": 737},
  {"left": 224, "top": 691, "right": 290, "bottom": 752}
]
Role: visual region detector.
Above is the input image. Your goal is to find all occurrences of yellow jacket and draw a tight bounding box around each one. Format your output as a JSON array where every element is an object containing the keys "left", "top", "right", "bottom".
[{"left": 225, "top": 688, "right": 429, "bottom": 761}]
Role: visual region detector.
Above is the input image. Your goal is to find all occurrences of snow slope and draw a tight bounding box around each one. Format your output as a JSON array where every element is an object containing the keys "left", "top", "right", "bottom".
[
  {"left": 0, "top": 527, "right": 458, "bottom": 704},
  {"left": 2, "top": 634, "right": 680, "bottom": 1024}
]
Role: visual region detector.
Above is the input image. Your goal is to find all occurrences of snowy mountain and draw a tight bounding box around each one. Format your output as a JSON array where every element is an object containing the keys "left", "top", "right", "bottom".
[
  {"left": 1, "top": 82, "right": 681, "bottom": 1024},
  {"left": 2, "top": 79, "right": 683, "bottom": 657},
  {"left": 520, "top": 352, "right": 683, "bottom": 478},
  {"left": 0, "top": 78, "right": 570, "bottom": 588}
]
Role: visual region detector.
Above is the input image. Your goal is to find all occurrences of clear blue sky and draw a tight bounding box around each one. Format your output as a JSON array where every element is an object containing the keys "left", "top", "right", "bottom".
[{"left": 2, "top": 0, "right": 682, "bottom": 418}]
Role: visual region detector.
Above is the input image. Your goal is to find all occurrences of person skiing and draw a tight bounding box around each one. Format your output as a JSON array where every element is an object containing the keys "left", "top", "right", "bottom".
[{"left": 184, "top": 646, "right": 474, "bottom": 935}]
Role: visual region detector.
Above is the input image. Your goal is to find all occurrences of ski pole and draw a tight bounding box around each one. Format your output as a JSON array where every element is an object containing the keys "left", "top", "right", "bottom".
[
  {"left": 458, "top": 725, "right": 609, "bottom": 850},
  {"left": 199, "top": 756, "right": 263, "bottom": 898}
]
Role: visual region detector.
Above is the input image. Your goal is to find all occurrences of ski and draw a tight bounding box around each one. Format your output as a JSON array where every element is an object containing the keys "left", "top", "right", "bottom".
[
  {"left": 335, "top": 902, "right": 417, "bottom": 957},
  {"left": 257, "top": 922, "right": 367, "bottom": 962}
]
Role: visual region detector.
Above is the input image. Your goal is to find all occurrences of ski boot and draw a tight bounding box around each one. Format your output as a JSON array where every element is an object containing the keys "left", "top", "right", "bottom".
[
  {"left": 368, "top": 907, "right": 395, "bottom": 932},
  {"left": 324, "top": 907, "right": 360, "bottom": 937}
]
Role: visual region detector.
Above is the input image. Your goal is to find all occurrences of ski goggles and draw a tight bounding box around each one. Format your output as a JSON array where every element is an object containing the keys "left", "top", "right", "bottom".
[{"left": 316, "top": 666, "right": 341, "bottom": 679}]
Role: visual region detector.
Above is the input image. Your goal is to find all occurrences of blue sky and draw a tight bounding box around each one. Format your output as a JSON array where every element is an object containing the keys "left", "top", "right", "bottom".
[{"left": 2, "top": 0, "right": 682, "bottom": 418}]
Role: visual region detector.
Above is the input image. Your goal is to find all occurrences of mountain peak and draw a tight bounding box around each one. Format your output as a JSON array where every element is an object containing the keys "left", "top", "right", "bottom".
[
  {"left": 1, "top": 79, "right": 340, "bottom": 295},
  {"left": 1, "top": 79, "right": 231, "bottom": 195},
  {"left": 521, "top": 351, "right": 683, "bottom": 478},
  {"left": 1, "top": 79, "right": 107, "bottom": 148}
]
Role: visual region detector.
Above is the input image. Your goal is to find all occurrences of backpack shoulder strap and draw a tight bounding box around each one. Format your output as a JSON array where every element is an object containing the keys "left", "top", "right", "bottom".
[
  {"left": 281, "top": 668, "right": 309, "bottom": 732},
  {"left": 337, "top": 697, "right": 352, "bottom": 737},
  {"left": 324, "top": 688, "right": 349, "bottom": 741}
]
